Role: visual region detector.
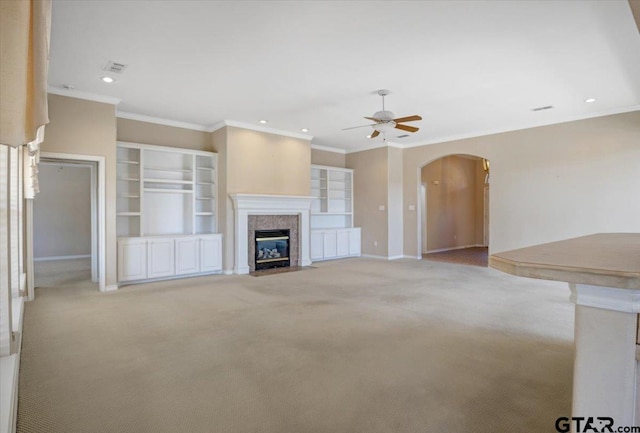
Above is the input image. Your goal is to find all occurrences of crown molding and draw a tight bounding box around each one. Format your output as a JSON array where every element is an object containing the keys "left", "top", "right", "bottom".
[
  {"left": 400, "top": 104, "right": 640, "bottom": 149},
  {"left": 207, "top": 121, "right": 227, "bottom": 133},
  {"left": 310, "top": 144, "right": 346, "bottom": 154},
  {"left": 220, "top": 120, "right": 313, "bottom": 141},
  {"left": 116, "top": 111, "right": 209, "bottom": 132},
  {"left": 47, "top": 86, "right": 121, "bottom": 105}
]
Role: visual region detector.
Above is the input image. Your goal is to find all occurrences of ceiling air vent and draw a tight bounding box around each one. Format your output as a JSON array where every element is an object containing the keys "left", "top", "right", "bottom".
[
  {"left": 531, "top": 105, "right": 554, "bottom": 112},
  {"left": 396, "top": 134, "right": 410, "bottom": 138},
  {"left": 103, "top": 61, "right": 128, "bottom": 74}
]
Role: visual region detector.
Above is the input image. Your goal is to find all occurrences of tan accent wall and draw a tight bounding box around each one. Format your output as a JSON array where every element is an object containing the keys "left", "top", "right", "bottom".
[
  {"left": 116, "top": 118, "right": 210, "bottom": 151},
  {"left": 475, "top": 161, "right": 487, "bottom": 246},
  {"left": 630, "top": 0, "right": 640, "bottom": 33},
  {"left": 403, "top": 111, "right": 640, "bottom": 256},
  {"left": 41, "top": 94, "right": 117, "bottom": 286},
  {"left": 421, "top": 156, "right": 484, "bottom": 252},
  {"left": 210, "top": 127, "right": 231, "bottom": 271},
  {"left": 347, "top": 147, "right": 388, "bottom": 257},
  {"left": 387, "top": 147, "right": 404, "bottom": 258},
  {"left": 225, "top": 127, "right": 311, "bottom": 195},
  {"left": 311, "top": 148, "right": 346, "bottom": 167}
]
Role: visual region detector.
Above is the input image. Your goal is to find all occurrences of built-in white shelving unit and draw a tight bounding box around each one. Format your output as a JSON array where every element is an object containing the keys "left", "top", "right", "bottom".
[
  {"left": 116, "top": 142, "right": 221, "bottom": 283},
  {"left": 310, "top": 164, "right": 360, "bottom": 261}
]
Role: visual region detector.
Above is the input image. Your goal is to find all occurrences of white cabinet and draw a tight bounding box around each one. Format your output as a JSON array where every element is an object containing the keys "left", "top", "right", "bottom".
[
  {"left": 175, "top": 237, "right": 200, "bottom": 275},
  {"left": 200, "top": 235, "right": 222, "bottom": 273},
  {"left": 147, "top": 238, "right": 175, "bottom": 278},
  {"left": 310, "top": 231, "right": 324, "bottom": 260},
  {"left": 117, "top": 234, "right": 222, "bottom": 283},
  {"left": 118, "top": 238, "right": 147, "bottom": 282},
  {"left": 348, "top": 228, "right": 361, "bottom": 256},
  {"left": 311, "top": 228, "right": 361, "bottom": 261},
  {"left": 336, "top": 230, "right": 350, "bottom": 257}
]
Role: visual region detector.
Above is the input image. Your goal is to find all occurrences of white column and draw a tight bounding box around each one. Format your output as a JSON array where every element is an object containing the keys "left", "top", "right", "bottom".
[
  {"left": 234, "top": 209, "right": 250, "bottom": 275},
  {"left": 569, "top": 283, "right": 639, "bottom": 426}
]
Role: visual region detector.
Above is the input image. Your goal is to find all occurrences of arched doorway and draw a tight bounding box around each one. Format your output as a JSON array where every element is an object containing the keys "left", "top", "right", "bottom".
[{"left": 419, "top": 154, "right": 490, "bottom": 266}]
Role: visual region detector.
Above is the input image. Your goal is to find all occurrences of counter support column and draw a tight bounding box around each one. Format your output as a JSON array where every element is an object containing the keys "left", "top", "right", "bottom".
[{"left": 570, "top": 284, "right": 639, "bottom": 427}]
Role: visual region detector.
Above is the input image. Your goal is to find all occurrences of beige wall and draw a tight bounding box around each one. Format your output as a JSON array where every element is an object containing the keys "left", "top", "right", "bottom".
[
  {"left": 116, "top": 118, "right": 210, "bottom": 151},
  {"left": 347, "top": 147, "right": 389, "bottom": 257},
  {"left": 421, "top": 156, "right": 484, "bottom": 252},
  {"left": 403, "top": 111, "right": 640, "bottom": 256},
  {"left": 387, "top": 147, "right": 404, "bottom": 258},
  {"left": 311, "top": 148, "right": 346, "bottom": 168},
  {"left": 34, "top": 164, "right": 92, "bottom": 258},
  {"left": 41, "top": 94, "right": 117, "bottom": 286}
]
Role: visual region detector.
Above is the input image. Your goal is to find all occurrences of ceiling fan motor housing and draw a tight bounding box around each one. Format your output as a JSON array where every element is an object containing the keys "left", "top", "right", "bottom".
[{"left": 373, "top": 110, "right": 395, "bottom": 121}]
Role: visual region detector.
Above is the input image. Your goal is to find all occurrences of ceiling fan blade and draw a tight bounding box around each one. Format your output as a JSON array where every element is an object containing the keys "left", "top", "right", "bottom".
[
  {"left": 395, "top": 124, "right": 419, "bottom": 133},
  {"left": 370, "top": 130, "right": 380, "bottom": 138},
  {"left": 342, "top": 123, "right": 377, "bottom": 131},
  {"left": 393, "top": 115, "right": 422, "bottom": 123},
  {"left": 364, "top": 117, "right": 382, "bottom": 123}
]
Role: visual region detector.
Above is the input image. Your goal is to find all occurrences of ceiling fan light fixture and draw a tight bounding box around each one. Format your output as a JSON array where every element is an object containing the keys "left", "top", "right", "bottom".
[
  {"left": 372, "top": 110, "right": 395, "bottom": 121},
  {"left": 373, "top": 122, "right": 396, "bottom": 133}
]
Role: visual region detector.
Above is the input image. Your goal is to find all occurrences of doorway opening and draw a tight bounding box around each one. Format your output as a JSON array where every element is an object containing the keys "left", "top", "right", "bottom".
[
  {"left": 32, "top": 157, "right": 101, "bottom": 290},
  {"left": 419, "top": 154, "right": 490, "bottom": 267}
]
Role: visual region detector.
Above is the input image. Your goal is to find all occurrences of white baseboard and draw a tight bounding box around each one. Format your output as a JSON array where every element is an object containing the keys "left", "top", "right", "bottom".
[
  {"left": 33, "top": 254, "right": 91, "bottom": 262},
  {"left": 223, "top": 270, "right": 234, "bottom": 275},
  {"left": 102, "top": 285, "right": 119, "bottom": 293},
  {"left": 361, "top": 254, "right": 388, "bottom": 260},
  {"left": 387, "top": 255, "right": 404, "bottom": 261},
  {"left": 403, "top": 255, "right": 422, "bottom": 260}
]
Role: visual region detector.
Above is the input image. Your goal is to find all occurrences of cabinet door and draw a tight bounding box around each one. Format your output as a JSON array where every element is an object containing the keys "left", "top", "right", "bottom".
[
  {"left": 147, "top": 238, "right": 175, "bottom": 278},
  {"left": 336, "top": 230, "right": 349, "bottom": 257},
  {"left": 118, "top": 239, "right": 147, "bottom": 281},
  {"left": 310, "top": 231, "right": 324, "bottom": 260},
  {"left": 349, "top": 228, "right": 361, "bottom": 256},
  {"left": 175, "top": 237, "right": 200, "bottom": 275},
  {"left": 200, "top": 235, "right": 222, "bottom": 272},
  {"left": 322, "top": 231, "right": 337, "bottom": 259}
]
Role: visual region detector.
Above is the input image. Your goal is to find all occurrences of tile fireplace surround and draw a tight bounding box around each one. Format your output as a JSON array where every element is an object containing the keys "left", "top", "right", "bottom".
[{"left": 230, "top": 194, "right": 313, "bottom": 274}]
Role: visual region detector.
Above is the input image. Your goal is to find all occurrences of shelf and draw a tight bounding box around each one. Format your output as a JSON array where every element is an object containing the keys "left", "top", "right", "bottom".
[
  {"left": 145, "top": 167, "right": 192, "bottom": 173},
  {"left": 196, "top": 167, "right": 215, "bottom": 171},
  {"left": 117, "top": 212, "right": 141, "bottom": 216},
  {"left": 144, "top": 188, "right": 193, "bottom": 194},
  {"left": 196, "top": 197, "right": 215, "bottom": 200},
  {"left": 196, "top": 182, "right": 214, "bottom": 185},
  {"left": 312, "top": 212, "right": 353, "bottom": 215},
  {"left": 145, "top": 178, "right": 193, "bottom": 185},
  {"left": 118, "top": 194, "right": 140, "bottom": 198},
  {"left": 117, "top": 160, "right": 139, "bottom": 165},
  {"left": 195, "top": 212, "right": 214, "bottom": 216},
  {"left": 117, "top": 177, "right": 140, "bottom": 182}
]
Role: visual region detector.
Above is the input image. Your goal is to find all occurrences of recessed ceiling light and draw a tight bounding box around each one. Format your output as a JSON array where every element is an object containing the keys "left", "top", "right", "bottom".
[
  {"left": 301, "top": 128, "right": 309, "bottom": 133},
  {"left": 100, "top": 76, "right": 115, "bottom": 83},
  {"left": 259, "top": 120, "right": 268, "bottom": 124},
  {"left": 585, "top": 98, "right": 596, "bottom": 103}
]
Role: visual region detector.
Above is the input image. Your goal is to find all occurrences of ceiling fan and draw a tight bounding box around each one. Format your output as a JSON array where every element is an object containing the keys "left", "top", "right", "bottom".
[{"left": 343, "top": 89, "right": 422, "bottom": 139}]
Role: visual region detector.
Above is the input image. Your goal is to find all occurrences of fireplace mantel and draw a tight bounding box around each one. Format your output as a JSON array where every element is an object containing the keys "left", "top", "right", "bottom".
[{"left": 230, "top": 194, "right": 313, "bottom": 274}]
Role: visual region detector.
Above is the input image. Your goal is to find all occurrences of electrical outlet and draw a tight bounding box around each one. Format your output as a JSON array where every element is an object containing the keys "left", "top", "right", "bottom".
[
  {"left": 408, "top": 204, "right": 416, "bottom": 211},
  {"left": 374, "top": 241, "right": 378, "bottom": 247},
  {"left": 378, "top": 205, "right": 385, "bottom": 211}
]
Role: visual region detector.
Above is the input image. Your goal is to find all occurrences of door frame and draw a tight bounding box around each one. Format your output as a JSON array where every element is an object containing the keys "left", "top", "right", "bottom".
[{"left": 26, "top": 152, "right": 106, "bottom": 295}]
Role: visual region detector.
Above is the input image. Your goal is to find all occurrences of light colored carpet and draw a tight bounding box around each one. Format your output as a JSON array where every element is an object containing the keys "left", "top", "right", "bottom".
[
  {"left": 17, "top": 258, "right": 574, "bottom": 433},
  {"left": 34, "top": 258, "right": 95, "bottom": 289}
]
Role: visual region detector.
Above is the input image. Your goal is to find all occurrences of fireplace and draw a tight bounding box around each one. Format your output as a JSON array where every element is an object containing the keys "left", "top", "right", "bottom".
[
  {"left": 255, "top": 229, "right": 290, "bottom": 270},
  {"left": 230, "top": 194, "right": 313, "bottom": 275}
]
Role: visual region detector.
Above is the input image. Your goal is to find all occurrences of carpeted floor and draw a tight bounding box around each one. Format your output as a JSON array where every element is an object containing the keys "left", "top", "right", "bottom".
[
  {"left": 34, "top": 257, "right": 95, "bottom": 289},
  {"left": 423, "top": 247, "right": 489, "bottom": 267},
  {"left": 17, "top": 257, "right": 574, "bottom": 433}
]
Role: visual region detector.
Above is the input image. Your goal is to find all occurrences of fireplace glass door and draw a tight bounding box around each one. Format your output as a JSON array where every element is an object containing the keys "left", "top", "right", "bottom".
[{"left": 255, "top": 229, "right": 290, "bottom": 270}]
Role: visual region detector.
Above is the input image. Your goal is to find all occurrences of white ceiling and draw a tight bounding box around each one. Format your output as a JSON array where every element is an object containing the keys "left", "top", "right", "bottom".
[{"left": 48, "top": 1, "right": 640, "bottom": 152}]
